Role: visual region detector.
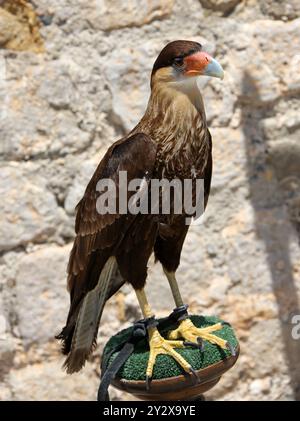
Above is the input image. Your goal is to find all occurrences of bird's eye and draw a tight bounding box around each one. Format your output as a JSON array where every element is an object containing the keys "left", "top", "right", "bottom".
[{"left": 173, "top": 57, "right": 184, "bottom": 68}]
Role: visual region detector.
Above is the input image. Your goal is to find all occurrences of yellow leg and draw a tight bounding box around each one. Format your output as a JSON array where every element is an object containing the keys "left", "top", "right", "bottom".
[
  {"left": 135, "top": 288, "right": 196, "bottom": 385},
  {"left": 164, "top": 270, "right": 228, "bottom": 351},
  {"left": 163, "top": 269, "right": 184, "bottom": 307}
]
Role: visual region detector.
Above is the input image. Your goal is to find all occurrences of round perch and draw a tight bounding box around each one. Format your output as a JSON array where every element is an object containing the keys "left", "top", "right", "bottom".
[{"left": 102, "top": 315, "right": 239, "bottom": 401}]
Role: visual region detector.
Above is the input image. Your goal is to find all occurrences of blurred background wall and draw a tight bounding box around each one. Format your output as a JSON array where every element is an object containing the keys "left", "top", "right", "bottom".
[{"left": 0, "top": 0, "right": 300, "bottom": 401}]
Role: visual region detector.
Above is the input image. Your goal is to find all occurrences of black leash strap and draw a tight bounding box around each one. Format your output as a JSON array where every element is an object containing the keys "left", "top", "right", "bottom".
[
  {"left": 97, "top": 317, "right": 158, "bottom": 401},
  {"left": 155, "top": 304, "right": 189, "bottom": 333},
  {"left": 97, "top": 341, "right": 135, "bottom": 401},
  {"left": 168, "top": 304, "right": 189, "bottom": 322}
]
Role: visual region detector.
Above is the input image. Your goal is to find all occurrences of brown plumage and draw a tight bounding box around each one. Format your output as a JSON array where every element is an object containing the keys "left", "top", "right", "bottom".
[{"left": 57, "top": 40, "right": 224, "bottom": 373}]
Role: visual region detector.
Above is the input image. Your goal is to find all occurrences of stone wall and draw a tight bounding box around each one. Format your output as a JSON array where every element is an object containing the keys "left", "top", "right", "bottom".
[{"left": 1, "top": 0, "right": 300, "bottom": 401}]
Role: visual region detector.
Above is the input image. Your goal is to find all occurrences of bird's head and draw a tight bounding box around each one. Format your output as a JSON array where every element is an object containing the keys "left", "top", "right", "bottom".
[{"left": 151, "top": 40, "right": 224, "bottom": 89}]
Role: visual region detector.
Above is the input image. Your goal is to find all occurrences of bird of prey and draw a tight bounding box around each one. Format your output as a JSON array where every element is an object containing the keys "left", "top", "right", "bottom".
[{"left": 57, "top": 40, "right": 226, "bottom": 382}]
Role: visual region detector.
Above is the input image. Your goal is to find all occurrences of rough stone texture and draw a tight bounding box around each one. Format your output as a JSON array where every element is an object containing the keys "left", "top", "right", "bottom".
[
  {"left": 0, "top": 0, "right": 300, "bottom": 401},
  {"left": 259, "top": 0, "right": 300, "bottom": 21},
  {"left": 0, "top": 164, "right": 68, "bottom": 251},
  {"left": 90, "top": 0, "right": 174, "bottom": 31},
  {"left": 199, "top": 0, "right": 241, "bottom": 15},
  {"left": 0, "top": 0, "right": 43, "bottom": 52},
  {"left": 15, "top": 244, "right": 71, "bottom": 344}
]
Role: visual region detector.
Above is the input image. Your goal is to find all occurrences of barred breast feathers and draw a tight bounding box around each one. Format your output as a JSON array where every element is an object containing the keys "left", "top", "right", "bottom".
[{"left": 133, "top": 78, "right": 210, "bottom": 178}]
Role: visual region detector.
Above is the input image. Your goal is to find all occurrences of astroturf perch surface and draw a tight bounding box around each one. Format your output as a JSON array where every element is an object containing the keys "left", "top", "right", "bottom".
[{"left": 102, "top": 315, "right": 238, "bottom": 381}]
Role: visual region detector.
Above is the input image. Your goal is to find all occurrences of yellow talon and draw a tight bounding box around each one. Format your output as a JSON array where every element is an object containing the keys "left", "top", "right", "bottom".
[
  {"left": 146, "top": 327, "right": 191, "bottom": 379},
  {"left": 168, "top": 319, "right": 228, "bottom": 350}
]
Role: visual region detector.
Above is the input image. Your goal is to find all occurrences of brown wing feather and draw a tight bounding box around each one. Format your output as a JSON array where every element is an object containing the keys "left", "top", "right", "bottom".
[
  {"left": 57, "top": 133, "right": 157, "bottom": 359},
  {"left": 68, "top": 133, "right": 157, "bottom": 291}
]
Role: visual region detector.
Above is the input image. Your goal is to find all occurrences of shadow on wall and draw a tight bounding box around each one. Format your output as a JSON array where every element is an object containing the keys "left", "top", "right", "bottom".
[{"left": 241, "top": 72, "right": 300, "bottom": 399}]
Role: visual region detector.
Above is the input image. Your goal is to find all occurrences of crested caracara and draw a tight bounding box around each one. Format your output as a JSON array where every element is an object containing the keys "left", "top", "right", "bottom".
[{"left": 57, "top": 40, "right": 226, "bottom": 383}]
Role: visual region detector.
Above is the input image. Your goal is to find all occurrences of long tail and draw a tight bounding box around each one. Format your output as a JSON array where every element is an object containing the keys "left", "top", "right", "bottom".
[{"left": 62, "top": 256, "right": 117, "bottom": 374}]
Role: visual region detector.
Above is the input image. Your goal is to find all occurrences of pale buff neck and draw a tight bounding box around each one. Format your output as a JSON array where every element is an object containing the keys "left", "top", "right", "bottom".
[{"left": 133, "top": 78, "right": 207, "bottom": 140}]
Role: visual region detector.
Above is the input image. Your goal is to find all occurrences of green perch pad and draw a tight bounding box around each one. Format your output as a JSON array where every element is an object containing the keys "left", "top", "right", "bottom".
[{"left": 102, "top": 315, "right": 239, "bottom": 381}]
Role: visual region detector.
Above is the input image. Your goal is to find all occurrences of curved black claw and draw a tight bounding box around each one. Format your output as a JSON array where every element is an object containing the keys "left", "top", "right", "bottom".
[
  {"left": 183, "top": 340, "right": 204, "bottom": 351},
  {"left": 189, "top": 367, "right": 199, "bottom": 384},
  {"left": 221, "top": 321, "right": 232, "bottom": 327},
  {"left": 184, "top": 340, "right": 198, "bottom": 348},
  {"left": 197, "top": 337, "right": 205, "bottom": 352},
  {"left": 146, "top": 375, "right": 152, "bottom": 391},
  {"left": 226, "top": 341, "right": 236, "bottom": 357}
]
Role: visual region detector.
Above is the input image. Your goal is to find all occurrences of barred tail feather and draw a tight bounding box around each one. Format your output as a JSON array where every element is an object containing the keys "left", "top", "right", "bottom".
[{"left": 63, "top": 256, "right": 116, "bottom": 374}]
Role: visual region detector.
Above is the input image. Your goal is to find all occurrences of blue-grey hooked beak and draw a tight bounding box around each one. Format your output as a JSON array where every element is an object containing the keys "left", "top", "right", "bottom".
[{"left": 203, "top": 57, "right": 224, "bottom": 80}]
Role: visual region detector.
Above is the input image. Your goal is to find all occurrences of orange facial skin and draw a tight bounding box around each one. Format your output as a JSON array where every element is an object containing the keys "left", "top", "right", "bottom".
[{"left": 184, "top": 51, "right": 213, "bottom": 77}]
